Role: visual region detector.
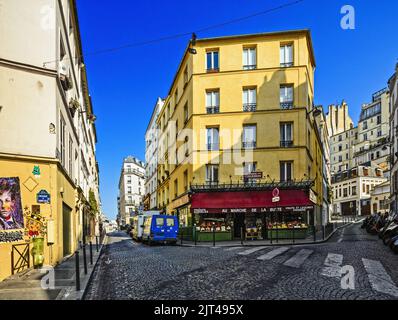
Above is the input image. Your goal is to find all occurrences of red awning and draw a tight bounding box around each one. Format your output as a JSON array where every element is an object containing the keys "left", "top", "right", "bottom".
[{"left": 191, "top": 190, "right": 313, "bottom": 212}]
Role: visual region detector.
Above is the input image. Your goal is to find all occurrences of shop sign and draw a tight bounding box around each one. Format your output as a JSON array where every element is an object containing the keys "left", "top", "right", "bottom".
[
  {"left": 272, "top": 188, "right": 280, "bottom": 203},
  {"left": 309, "top": 189, "right": 317, "bottom": 204},
  {"left": 193, "top": 206, "right": 313, "bottom": 214},
  {"left": 244, "top": 172, "right": 263, "bottom": 179},
  {"left": 171, "top": 194, "right": 190, "bottom": 210},
  {"left": 37, "top": 190, "right": 51, "bottom": 204}
]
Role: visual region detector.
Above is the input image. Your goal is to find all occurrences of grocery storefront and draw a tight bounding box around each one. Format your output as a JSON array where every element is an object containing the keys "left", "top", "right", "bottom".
[{"left": 190, "top": 185, "right": 317, "bottom": 242}]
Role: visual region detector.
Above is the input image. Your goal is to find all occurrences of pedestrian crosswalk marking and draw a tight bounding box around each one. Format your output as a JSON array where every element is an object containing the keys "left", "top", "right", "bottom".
[
  {"left": 362, "top": 258, "right": 398, "bottom": 298},
  {"left": 257, "top": 247, "right": 289, "bottom": 261},
  {"left": 237, "top": 246, "right": 268, "bottom": 256},
  {"left": 224, "top": 247, "right": 244, "bottom": 251},
  {"left": 321, "top": 253, "right": 343, "bottom": 278},
  {"left": 283, "top": 249, "right": 313, "bottom": 268}
]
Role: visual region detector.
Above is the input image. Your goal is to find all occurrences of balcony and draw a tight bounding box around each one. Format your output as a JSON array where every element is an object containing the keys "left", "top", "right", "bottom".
[
  {"left": 280, "top": 102, "right": 294, "bottom": 110},
  {"left": 206, "top": 106, "right": 220, "bottom": 114},
  {"left": 206, "top": 68, "right": 219, "bottom": 73},
  {"left": 243, "top": 65, "right": 257, "bottom": 70},
  {"left": 242, "top": 141, "right": 256, "bottom": 149},
  {"left": 207, "top": 143, "right": 219, "bottom": 151},
  {"left": 280, "top": 140, "right": 294, "bottom": 148},
  {"left": 243, "top": 103, "right": 257, "bottom": 112}
]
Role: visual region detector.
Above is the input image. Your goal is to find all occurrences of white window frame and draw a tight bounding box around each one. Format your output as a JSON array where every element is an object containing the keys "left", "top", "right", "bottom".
[
  {"left": 206, "top": 127, "right": 219, "bottom": 151},
  {"left": 243, "top": 47, "right": 256, "bottom": 70},
  {"left": 206, "top": 164, "right": 219, "bottom": 183},
  {"left": 206, "top": 51, "right": 219, "bottom": 71},
  {"left": 280, "top": 44, "right": 293, "bottom": 67}
]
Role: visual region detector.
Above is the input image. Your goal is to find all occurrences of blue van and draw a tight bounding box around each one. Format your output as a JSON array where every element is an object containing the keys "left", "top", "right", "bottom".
[{"left": 142, "top": 215, "right": 179, "bottom": 245}]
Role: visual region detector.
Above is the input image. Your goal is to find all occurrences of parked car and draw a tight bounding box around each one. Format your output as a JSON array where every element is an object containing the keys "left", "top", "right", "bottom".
[{"left": 142, "top": 215, "right": 179, "bottom": 245}]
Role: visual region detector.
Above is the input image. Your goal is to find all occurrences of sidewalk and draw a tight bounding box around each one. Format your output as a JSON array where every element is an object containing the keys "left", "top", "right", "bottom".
[
  {"left": 0, "top": 236, "right": 107, "bottom": 300},
  {"left": 177, "top": 219, "right": 361, "bottom": 248}
]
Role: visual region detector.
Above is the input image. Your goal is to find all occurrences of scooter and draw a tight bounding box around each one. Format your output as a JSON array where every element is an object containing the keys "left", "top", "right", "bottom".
[
  {"left": 391, "top": 236, "right": 398, "bottom": 254},
  {"left": 382, "top": 224, "right": 398, "bottom": 245}
]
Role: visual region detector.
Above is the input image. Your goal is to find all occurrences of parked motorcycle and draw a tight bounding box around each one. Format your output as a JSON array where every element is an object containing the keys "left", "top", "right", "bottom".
[
  {"left": 391, "top": 236, "right": 398, "bottom": 254},
  {"left": 382, "top": 223, "right": 398, "bottom": 245}
]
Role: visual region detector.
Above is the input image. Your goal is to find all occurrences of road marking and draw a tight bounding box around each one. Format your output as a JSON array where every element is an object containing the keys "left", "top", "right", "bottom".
[
  {"left": 321, "top": 253, "right": 343, "bottom": 278},
  {"left": 283, "top": 249, "right": 313, "bottom": 268},
  {"left": 362, "top": 258, "right": 398, "bottom": 298},
  {"left": 237, "top": 246, "right": 268, "bottom": 256},
  {"left": 257, "top": 247, "right": 289, "bottom": 261},
  {"left": 224, "top": 247, "right": 244, "bottom": 251}
]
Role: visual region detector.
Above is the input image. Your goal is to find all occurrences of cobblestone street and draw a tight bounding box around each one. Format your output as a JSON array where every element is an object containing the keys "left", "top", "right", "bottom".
[{"left": 85, "top": 222, "right": 398, "bottom": 300}]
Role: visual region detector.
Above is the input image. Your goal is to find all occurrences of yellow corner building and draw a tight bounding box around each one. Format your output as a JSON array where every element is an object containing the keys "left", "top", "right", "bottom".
[{"left": 155, "top": 30, "right": 324, "bottom": 241}]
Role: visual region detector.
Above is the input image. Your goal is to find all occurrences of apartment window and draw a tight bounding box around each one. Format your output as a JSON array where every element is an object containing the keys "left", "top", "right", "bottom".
[
  {"left": 183, "top": 170, "right": 188, "bottom": 191},
  {"left": 338, "top": 145, "right": 342, "bottom": 152},
  {"left": 206, "top": 164, "right": 219, "bottom": 184},
  {"left": 280, "top": 123, "right": 293, "bottom": 147},
  {"left": 242, "top": 125, "right": 257, "bottom": 149},
  {"left": 243, "top": 162, "right": 257, "bottom": 184},
  {"left": 127, "top": 176, "right": 131, "bottom": 183},
  {"left": 363, "top": 121, "right": 368, "bottom": 130},
  {"left": 280, "top": 161, "right": 293, "bottom": 182},
  {"left": 206, "top": 127, "right": 219, "bottom": 151},
  {"left": 377, "top": 130, "right": 382, "bottom": 137},
  {"left": 280, "top": 44, "right": 293, "bottom": 67},
  {"left": 184, "top": 103, "right": 189, "bottom": 123},
  {"left": 127, "top": 186, "right": 132, "bottom": 194},
  {"left": 174, "top": 179, "right": 178, "bottom": 198},
  {"left": 363, "top": 133, "right": 368, "bottom": 141},
  {"left": 343, "top": 188, "right": 348, "bottom": 197},
  {"left": 377, "top": 115, "right": 381, "bottom": 125},
  {"left": 346, "top": 153, "right": 349, "bottom": 160},
  {"left": 175, "top": 89, "right": 179, "bottom": 108},
  {"left": 183, "top": 66, "right": 188, "bottom": 86},
  {"left": 280, "top": 85, "right": 294, "bottom": 109},
  {"left": 352, "top": 186, "right": 357, "bottom": 196},
  {"left": 206, "top": 90, "right": 220, "bottom": 114},
  {"left": 60, "top": 114, "right": 66, "bottom": 167},
  {"left": 243, "top": 47, "right": 256, "bottom": 70},
  {"left": 376, "top": 151, "right": 380, "bottom": 158},
  {"left": 339, "top": 156, "right": 342, "bottom": 162},
  {"left": 60, "top": 37, "right": 66, "bottom": 61},
  {"left": 206, "top": 50, "right": 219, "bottom": 72},
  {"left": 243, "top": 88, "right": 257, "bottom": 112}
]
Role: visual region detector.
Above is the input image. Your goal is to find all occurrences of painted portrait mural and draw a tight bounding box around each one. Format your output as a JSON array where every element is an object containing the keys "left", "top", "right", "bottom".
[{"left": 0, "top": 177, "right": 24, "bottom": 231}]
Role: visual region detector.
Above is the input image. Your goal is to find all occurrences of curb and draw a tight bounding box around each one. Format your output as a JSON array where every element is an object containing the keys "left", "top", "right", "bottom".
[
  {"left": 79, "top": 234, "right": 108, "bottom": 300},
  {"left": 176, "top": 221, "right": 360, "bottom": 248}
]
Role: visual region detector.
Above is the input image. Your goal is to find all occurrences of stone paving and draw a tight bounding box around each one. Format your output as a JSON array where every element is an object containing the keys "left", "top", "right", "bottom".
[{"left": 85, "top": 224, "right": 398, "bottom": 300}]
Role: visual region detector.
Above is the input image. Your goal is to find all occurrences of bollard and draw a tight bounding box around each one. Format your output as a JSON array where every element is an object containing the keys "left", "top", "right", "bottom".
[
  {"left": 180, "top": 229, "right": 183, "bottom": 245},
  {"left": 313, "top": 226, "right": 316, "bottom": 242},
  {"left": 95, "top": 236, "right": 99, "bottom": 252},
  {"left": 212, "top": 223, "right": 216, "bottom": 247},
  {"left": 75, "top": 251, "right": 80, "bottom": 291},
  {"left": 322, "top": 225, "right": 325, "bottom": 240},
  {"left": 193, "top": 225, "right": 197, "bottom": 246},
  {"left": 276, "top": 224, "right": 279, "bottom": 244},
  {"left": 89, "top": 241, "right": 93, "bottom": 265},
  {"left": 82, "top": 244, "right": 88, "bottom": 275},
  {"left": 240, "top": 227, "right": 244, "bottom": 245},
  {"left": 293, "top": 227, "right": 295, "bottom": 244}
]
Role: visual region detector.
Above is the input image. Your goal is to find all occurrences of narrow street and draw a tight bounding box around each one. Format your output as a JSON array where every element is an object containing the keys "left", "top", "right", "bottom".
[{"left": 85, "top": 222, "right": 398, "bottom": 300}]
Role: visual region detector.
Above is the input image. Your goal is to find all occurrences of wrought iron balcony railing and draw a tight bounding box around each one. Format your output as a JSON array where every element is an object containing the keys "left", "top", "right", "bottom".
[
  {"left": 280, "top": 102, "right": 294, "bottom": 110},
  {"left": 243, "top": 65, "right": 257, "bottom": 70},
  {"left": 243, "top": 104, "right": 257, "bottom": 112},
  {"left": 207, "top": 143, "right": 219, "bottom": 151},
  {"left": 242, "top": 141, "right": 257, "bottom": 149},
  {"left": 280, "top": 140, "right": 294, "bottom": 148},
  {"left": 206, "top": 106, "right": 220, "bottom": 114}
]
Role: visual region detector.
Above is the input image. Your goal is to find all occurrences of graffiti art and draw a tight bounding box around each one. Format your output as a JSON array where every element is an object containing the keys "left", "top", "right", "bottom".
[{"left": 0, "top": 177, "right": 24, "bottom": 231}]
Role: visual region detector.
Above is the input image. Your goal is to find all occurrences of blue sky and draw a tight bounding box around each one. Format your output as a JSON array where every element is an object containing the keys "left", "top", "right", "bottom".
[{"left": 76, "top": 0, "right": 398, "bottom": 219}]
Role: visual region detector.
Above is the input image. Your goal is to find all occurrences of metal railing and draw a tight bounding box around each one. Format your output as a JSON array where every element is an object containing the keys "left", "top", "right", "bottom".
[
  {"left": 242, "top": 141, "right": 256, "bottom": 149},
  {"left": 281, "top": 62, "right": 293, "bottom": 68},
  {"left": 280, "top": 140, "right": 294, "bottom": 148},
  {"left": 206, "top": 106, "right": 220, "bottom": 114},
  {"left": 243, "top": 65, "right": 257, "bottom": 70},
  {"left": 207, "top": 143, "right": 219, "bottom": 151},
  {"left": 243, "top": 104, "right": 257, "bottom": 112},
  {"left": 11, "top": 244, "right": 30, "bottom": 275},
  {"left": 280, "top": 102, "right": 294, "bottom": 110}
]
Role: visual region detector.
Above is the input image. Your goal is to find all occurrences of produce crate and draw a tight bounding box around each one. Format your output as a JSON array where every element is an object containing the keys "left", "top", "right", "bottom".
[
  {"left": 267, "top": 228, "right": 308, "bottom": 239},
  {"left": 196, "top": 231, "right": 233, "bottom": 242}
]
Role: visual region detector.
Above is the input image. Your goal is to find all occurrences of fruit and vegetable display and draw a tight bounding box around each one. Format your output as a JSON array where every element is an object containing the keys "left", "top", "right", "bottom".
[{"left": 267, "top": 222, "right": 308, "bottom": 229}]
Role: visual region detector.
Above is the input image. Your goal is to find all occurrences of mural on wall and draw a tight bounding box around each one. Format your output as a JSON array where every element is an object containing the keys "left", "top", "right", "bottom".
[
  {"left": 0, "top": 177, "right": 24, "bottom": 231},
  {"left": 23, "top": 206, "right": 47, "bottom": 238}
]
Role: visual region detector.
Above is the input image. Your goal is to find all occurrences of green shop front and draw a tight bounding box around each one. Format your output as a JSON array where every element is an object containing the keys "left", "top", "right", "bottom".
[{"left": 190, "top": 183, "right": 316, "bottom": 242}]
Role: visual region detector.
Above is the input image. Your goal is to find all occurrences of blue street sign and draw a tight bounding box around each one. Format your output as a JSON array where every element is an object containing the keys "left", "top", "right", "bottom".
[{"left": 37, "top": 190, "right": 51, "bottom": 204}]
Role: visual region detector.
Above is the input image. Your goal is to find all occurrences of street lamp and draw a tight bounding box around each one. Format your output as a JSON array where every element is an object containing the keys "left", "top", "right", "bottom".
[{"left": 307, "top": 106, "right": 323, "bottom": 117}]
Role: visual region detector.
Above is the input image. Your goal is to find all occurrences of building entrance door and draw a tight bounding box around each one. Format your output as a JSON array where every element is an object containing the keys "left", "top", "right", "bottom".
[
  {"left": 234, "top": 212, "right": 245, "bottom": 238},
  {"left": 62, "top": 203, "right": 72, "bottom": 257}
]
